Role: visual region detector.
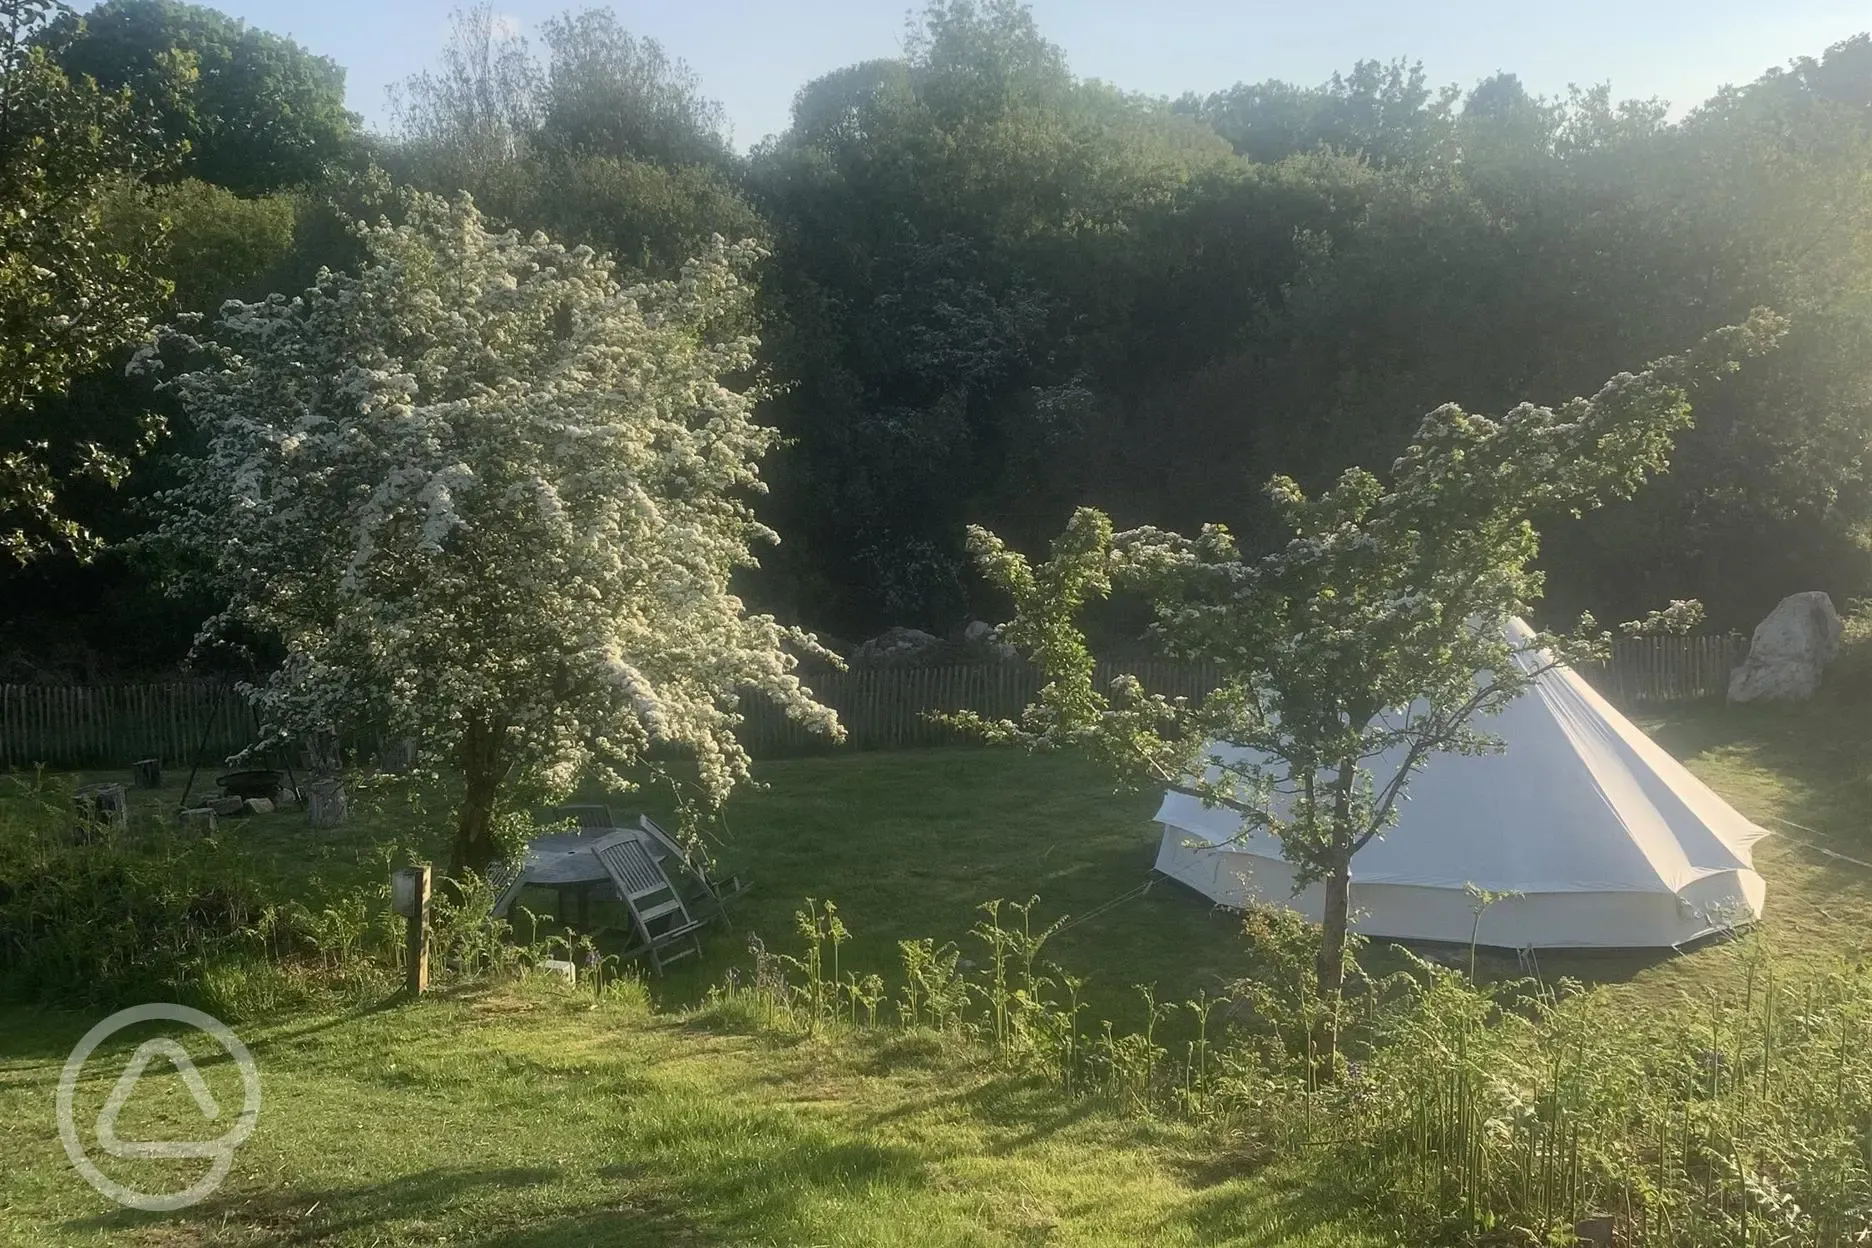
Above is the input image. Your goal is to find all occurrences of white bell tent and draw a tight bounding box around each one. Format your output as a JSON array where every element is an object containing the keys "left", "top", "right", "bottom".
[{"left": 1153, "top": 619, "right": 1769, "bottom": 949}]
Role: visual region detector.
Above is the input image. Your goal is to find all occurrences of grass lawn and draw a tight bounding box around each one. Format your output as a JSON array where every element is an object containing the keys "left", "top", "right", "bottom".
[
  {"left": 2, "top": 695, "right": 1869, "bottom": 1244},
  {"left": 0, "top": 985, "right": 1377, "bottom": 1247}
]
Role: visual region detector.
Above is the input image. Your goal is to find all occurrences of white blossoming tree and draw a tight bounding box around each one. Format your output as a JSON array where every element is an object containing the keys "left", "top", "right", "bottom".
[
  {"left": 141, "top": 193, "right": 842, "bottom": 874},
  {"left": 956, "top": 310, "right": 1785, "bottom": 1074}
]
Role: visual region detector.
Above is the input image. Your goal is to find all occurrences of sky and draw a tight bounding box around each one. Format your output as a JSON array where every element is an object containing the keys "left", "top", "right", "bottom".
[{"left": 79, "top": 0, "right": 1872, "bottom": 150}]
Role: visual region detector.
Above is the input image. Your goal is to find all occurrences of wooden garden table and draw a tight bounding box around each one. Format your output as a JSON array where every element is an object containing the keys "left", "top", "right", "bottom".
[{"left": 492, "top": 828, "right": 651, "bottom": 926}]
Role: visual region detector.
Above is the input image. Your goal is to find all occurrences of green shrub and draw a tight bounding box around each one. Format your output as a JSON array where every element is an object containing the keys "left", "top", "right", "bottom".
[
  {"left": 718, "top": 895, "right": 1872, "bottom": 1247},
  {"left": 0, "top": 774, "right": 408, "bottom": 1016},
  {"left": 0, "top": 781, "right": 263, "bottom": 1010},
  {"left": 1828, "top": 597, "right": 1872, "bottom": 702}
]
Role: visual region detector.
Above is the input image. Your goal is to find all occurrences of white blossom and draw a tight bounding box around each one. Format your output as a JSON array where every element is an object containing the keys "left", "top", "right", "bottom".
[{"left": 148, "top": 194, "right": 844, "bottom": 866}]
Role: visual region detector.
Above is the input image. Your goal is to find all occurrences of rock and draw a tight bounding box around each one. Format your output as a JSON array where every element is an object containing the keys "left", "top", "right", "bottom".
[
  {"left": 1728, "top": 591, "right": 1843, "bottom": 703},
  {"left": 1574, "top": 1215, "right": 1615, "bottom": 1247},
  {"left": 959, "top": 619, "right": 1020, "bottom": 662},
  {"left": 853, "top": 626, "right": 941, "bottom": 662},
  {"left": 208, "top": 796, "right": 246, "bottom": 817},
  {"left": 244, "top": 797, "right": 275, "bottom": 815},
  {"left": 177, "top": 806, "right": 218, "bottom": 835}
]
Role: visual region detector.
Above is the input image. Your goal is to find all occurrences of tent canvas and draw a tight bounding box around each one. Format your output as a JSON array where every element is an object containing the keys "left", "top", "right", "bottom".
[{"left": 1153, "top": 619, "right": 1769, "bottom": 949}]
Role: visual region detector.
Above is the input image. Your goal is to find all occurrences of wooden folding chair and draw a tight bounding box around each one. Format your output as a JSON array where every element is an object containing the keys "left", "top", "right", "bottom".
[
  {"left": 590, "top": 831, "right": 705, "bottom": 975},
  {"left": 634, "top": 813, "right": 690, "bottom": 864},
  {"left": 636, "top": 815, "right": 750, "bottom": 923},
  {"left": 547, "top": 804, "right": 619, "bottom": 832}
]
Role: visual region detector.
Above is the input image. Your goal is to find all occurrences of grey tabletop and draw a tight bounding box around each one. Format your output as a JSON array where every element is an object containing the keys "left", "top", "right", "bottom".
[
  {"left": 517, "top": 831, "right": 613, "bottom": 886},
  {"left": 512, "top": 828, "right": 651, "bottom": 887}
]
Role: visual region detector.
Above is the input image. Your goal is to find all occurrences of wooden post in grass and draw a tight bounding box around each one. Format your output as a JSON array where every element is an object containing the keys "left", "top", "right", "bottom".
[
  {"left": 307, "top": 778, "right": 348, "bottom": 827},
  {"left": 393, "top": 865, "right": 432, "bottom": 995}
]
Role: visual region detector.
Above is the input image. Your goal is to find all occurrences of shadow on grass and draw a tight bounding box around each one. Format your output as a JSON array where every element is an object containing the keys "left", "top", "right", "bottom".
[
  {"left": 241, "top": 991, "right": 410, "bottom": 1054},
  {"left": 1646, "top": 699, "right": 1871, "bottom": 846},
  {"left": 0, "top": 990, "right": 411, "bottom": 1082},
  {"left": 0, "top": 1006, "right": 102, "bottom": 1063},
  {"left": 1159, "top": 1157, "right": 1370, "bottom": 1246},
  {"left": 68, "top": 1165, "right": 571, "bottom": 1244}
]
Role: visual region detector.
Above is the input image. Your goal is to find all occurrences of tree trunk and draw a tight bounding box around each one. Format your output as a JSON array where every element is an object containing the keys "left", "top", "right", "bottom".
[
  {"left": 450, "top": 715, "right": 505, "bottom": 878},
  {"left": 307, "top": 778, "right": 348, "bottom": 828},
  {"left": 1312, "top": 862, "right": 1352, "bottom": 1083},
  {"left": 1312, "top": 754, "right": 1361, "bottom": 1083}
]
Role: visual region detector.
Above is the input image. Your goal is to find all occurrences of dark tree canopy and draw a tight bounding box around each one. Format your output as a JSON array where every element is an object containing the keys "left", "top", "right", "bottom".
[
  {"left": 5, "top": 0, "right": 1872, "bottom": 676},
  {"left": 0, "top": 0, "right": 183, "bottom": 561},
  {"left": 534, "top": 9, "right": 733, "bottom": 166},
  {"left": 1178, "top": 58, "right": 1458, "bottom": 170},
  {"left": 43, "top": 0, "right": 357, "bottom": 194}
]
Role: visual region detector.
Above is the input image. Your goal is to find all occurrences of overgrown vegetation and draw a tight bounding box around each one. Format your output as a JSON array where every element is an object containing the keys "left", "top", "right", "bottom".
[
  {"left": 0, "top": 774, "right": 614, "bottom": 1017},
  {"left": 1827, "top": 599, "right": 1872, "bottom": 704},
  {"left": 713, "top": 893, "right": 1872, "bottom": 1246}
]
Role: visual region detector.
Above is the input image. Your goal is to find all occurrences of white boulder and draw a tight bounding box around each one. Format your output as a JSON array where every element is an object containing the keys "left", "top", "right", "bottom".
[{"left": 1727, "top": 591, "right": 1843, "bottom": 703}]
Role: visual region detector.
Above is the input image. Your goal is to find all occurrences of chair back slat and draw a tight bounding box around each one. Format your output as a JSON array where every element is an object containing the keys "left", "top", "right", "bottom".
[
  {"left": 487, "top": 860, "right": 529, "bottom": 917},
  {"left": 549, "top": 804, "right": 618, "bottom": 831},
  {"left": 594, "top": 835, "right": 676, "bottom": 903},
  {"left": 590, "top": 831, "right": 704, "bottom": 975},
  {"left": 637, "top": 815, "right": 691, "bottom": 865}
]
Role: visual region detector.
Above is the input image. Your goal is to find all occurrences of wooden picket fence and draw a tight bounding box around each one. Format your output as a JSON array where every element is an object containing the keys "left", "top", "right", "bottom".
[
  {"left": 0, "top": 635, "right": 1747, "bottom": 768},
  {"left": 737, "top": 658, "right": 1226, "bottom": 757},
  {"left": 0, "top": 681, "right": 253, "bottom": 771},
  {"left": 1579, "top": 633, "right": 1747, "bottom": 706}
]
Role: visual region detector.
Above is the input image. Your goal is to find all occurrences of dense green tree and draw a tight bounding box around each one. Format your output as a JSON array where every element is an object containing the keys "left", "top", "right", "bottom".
[
  {"left": 7, "top": 0, "right": 1872, "bottom": 672},
  {"left": 1180, "top": 58, "right": 1457, "bottom": 170},
  {"left": 534, "top": 9, "right": 733, "bottom": 166},
  {"left": 0, "top": 0, "right": 180, "bottom": 561},
  {"left": 751, "top": 0, "right": 1239, "bottom": 633},
  {"left": 1539, "top": 36, "right": 1872, "bottom": 625},
  {"left": 42, "top": 0, "right": 356, "bottom": 194},
  {"left": 1149, "top": 43, "right": 1872, "bottom": 631},
  {"left": 0, "top": 168, "right": 372, "bottom": 677},
  {"left": 103, "top": 177, "right": 296, "bottom": 312},
  {"left": 387, "top": 5, "right": 757, "bottom": 278}
]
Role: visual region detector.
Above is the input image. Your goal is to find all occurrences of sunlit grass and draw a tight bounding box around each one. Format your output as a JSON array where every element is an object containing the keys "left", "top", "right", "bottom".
[{"left": 0, "top": 982, "right": 1379, "bottom": 1247}]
